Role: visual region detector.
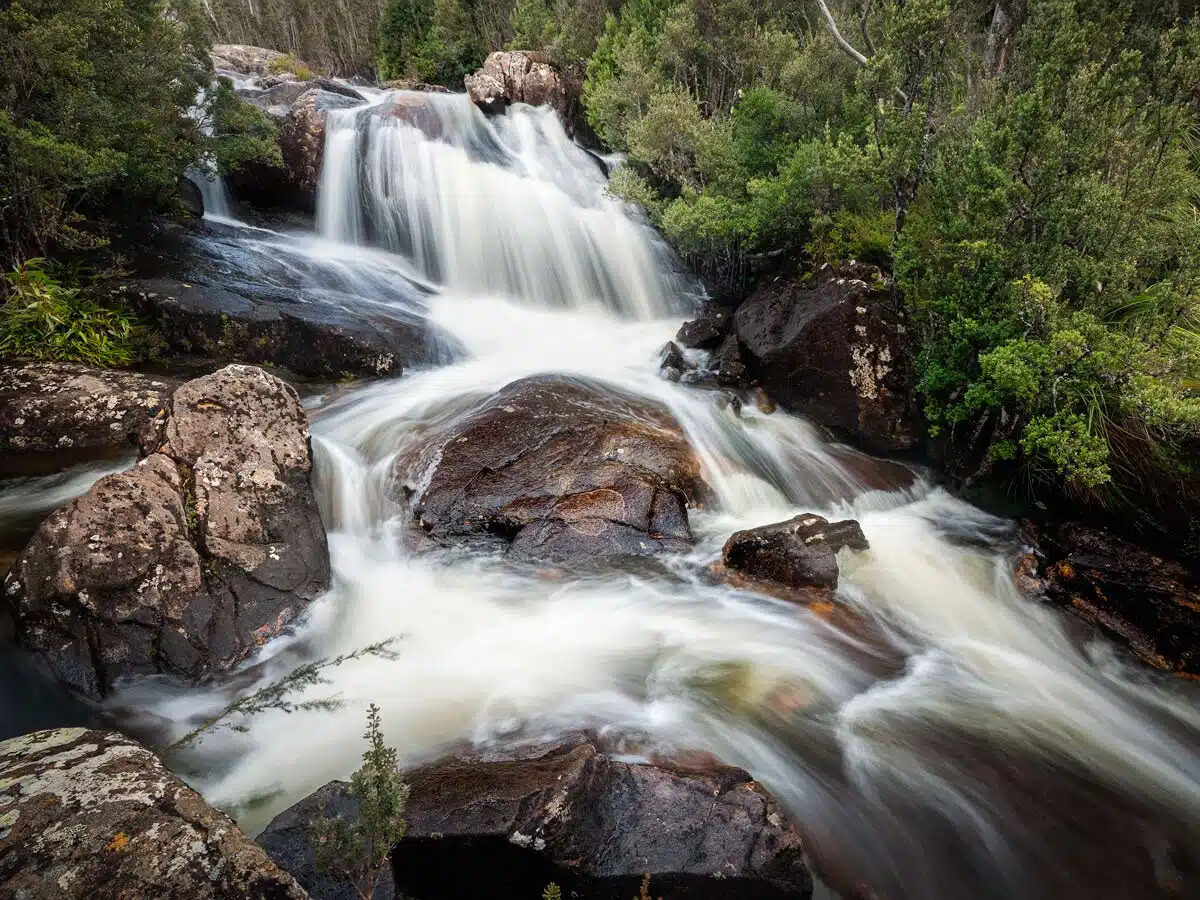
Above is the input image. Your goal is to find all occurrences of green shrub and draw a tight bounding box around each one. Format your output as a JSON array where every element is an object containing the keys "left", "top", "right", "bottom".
[
  {"left": 0, "top": 259, "right": 135, "bottom": 367},
  {"left": 207, "top": 80, "right": 283, "bottom": 177},
  {"left": 268, "top": 54, "right": 315, "bottom": 80}
]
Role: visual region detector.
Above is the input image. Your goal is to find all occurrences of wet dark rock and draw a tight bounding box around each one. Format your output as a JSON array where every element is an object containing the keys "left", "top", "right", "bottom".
[
  {"left": 394, "top": 376, "right": 705, "bottom": 564},
  {"left": 465, "top": 51, "right": 574, "bottom": 123},
  {"left": 1017, "top": 521, "right": 1200, "bottom": 674},
  {"left": 111, "top": 276, "right": 418, "bottom": 379},
  {"left": 0, "top": 728, "right": 309, "bottom": 899},
  {"left": 715, "top": 334, "right": 751, "bottom": 388},
  {"left": 676, "top": 302, "right": 733, "bottom": 350},
  {"left": 658, "top": 341, "right": 687, "bottom": 382},
  {"left": 3, "top": 366, "right": 330, "bottom": 698},
  {"left": 734, "top": 265, "right": 919, "bottom": 454},
  {"left": 258, "top": 781, "right": 395, "bottom": 900},
  {"left": 0, "top": 363, "right": 176, "bottom": 456},
  {"left": 723, "top": 514, "right": 869, "bottom": 601},
  {"left": 180, "top": 176, "right": 205, "bottom": 217},
  {"left": 264, "top": 735, "right": 811, "bottom": 900}
]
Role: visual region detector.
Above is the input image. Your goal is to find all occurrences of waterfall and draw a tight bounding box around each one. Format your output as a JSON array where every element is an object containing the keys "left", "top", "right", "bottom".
[{"left": 127, "top": 90, "right": 1200, "bottom": 899}]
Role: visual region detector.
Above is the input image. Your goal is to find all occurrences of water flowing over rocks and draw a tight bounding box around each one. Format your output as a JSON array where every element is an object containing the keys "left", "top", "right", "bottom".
[
  {"left": 465, "top": 51, "right": 571, "bottom": 120},
  {"left": 722, "top": 515, "right": 870, "bottom": 602},
  {"left": 732, "top": 265, "right": 919, "bottom": 454},
  {"left": 0, "top": 363, "right": 176, "bottom": 456},
  {"left": 394, "top": 376, "right": 705, "bottom": 564},
  {"left": 3, "top": 366, "right": 329, "bottom": 698},
  {"left": 1017, "top": 521, "right": 1200, "bottom": 674},
  {"left": 259, "top": 735, "right": 811, "bottom": 900},
  {"left": 0, "top": 728, "right": 308, "bottom": 899}
]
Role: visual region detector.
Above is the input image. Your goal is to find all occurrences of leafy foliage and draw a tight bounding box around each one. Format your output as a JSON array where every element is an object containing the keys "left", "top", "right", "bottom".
[
  {"left": 0, "top": 259, "right": 135, "bottom": 366},
  {"left": 206, "top": 80, "right": 283, "bottom": 177},
  {"left": 311, "top": 704, "right": 410, "bottom": 900},
  {"left": 0, "top": 0, "right": 211, "bottom": 264}
]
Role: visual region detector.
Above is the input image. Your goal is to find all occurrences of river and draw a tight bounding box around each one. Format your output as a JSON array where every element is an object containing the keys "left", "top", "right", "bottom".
[{"left": 8, "top": 91, "right": 1200, "bottom": 898}]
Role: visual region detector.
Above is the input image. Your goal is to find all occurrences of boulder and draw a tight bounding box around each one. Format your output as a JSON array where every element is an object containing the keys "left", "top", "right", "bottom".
[
  {"left": 0, "top": 728, "right": 308, "bottom": 899},
  {"left": 465, "top": 51, "right": 571, "bottom": 121},
  {"left": 111, "top": 277, "right": 421, "bottom": 379},
  {"left": 0, "top": 363, "right": 176, "bottom": 456},
  {"left": 395, "top": 376, "right": 705, "bottom": 563},
  {"left": 211, "top": 44, "right": 291, "bottom": 77},
  {"left": 714, "top": 334, "right": 751, "bottom": 388},
  {"left": 3, "top": 366, "right": 330, "bottom": 698},
  {"left": 722, "top": 514, "right": 869, "bottom": 602},
  {"left": 734, "top": 265, "right": 919, "bottom": 454},
  {"left": 260, "top": 735, "right": 811, "bottom": 900},
  {"left": 676, "top": 302, "right": 733, "bottom": 350},
  {"left": 279, "top": 89, "right": 362, "bottom": 202},
  {"left": 1017, "top": 521, "right": 1200, "bottom": 674}
]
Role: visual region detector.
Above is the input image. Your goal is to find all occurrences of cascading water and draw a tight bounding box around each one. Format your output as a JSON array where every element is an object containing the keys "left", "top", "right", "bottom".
[{"left": 129, "top": 92, "right": 1200, "bottom": 898}]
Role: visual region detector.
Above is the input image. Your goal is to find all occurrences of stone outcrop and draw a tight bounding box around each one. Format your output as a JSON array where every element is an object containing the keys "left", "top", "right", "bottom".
[
  {"left": 260, "top": 735, "right": 811, "bottom": 900},
  {"left": 3, "top": 366, "right": 330, "bottom": 698},
  {"left": 465, "top": 51, "right": 571, "bottom": 121},
  {"left": 0, "top": 728, "right": 309, "bottom": 899},
  {"left": 1016, "top": 521, "right": 1200, "bottom": 674},
  {"left": 0, "top": 363, "right": 176, "bottom": 456},
  {"left": 733, "top": 265, "right": 919, "bottom": 454},
  {"left": 278, "top": 89, "right": 362, "bottom": 201},
  {"left": 211, "top": 44, "right": 291, "bottom": 76},
  {"left": 722, "top": 514, "right": 870, "bottom": 602},
  {"left": 394, "top": 376, "right": 705, "bottom": 563},
  {"left": 111, "top": 276, "right": 423, "bottom": 379}
]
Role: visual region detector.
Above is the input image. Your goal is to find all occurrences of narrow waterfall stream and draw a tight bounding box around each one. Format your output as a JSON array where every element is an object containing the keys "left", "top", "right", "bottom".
[{"left": 126, "top": 93, "right": 1199, "bottom": 898}]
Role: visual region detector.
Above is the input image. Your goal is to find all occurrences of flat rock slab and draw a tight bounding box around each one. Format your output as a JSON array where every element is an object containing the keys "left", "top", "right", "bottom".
[
  {"left": 0, "top": 728, "right": 308, "bottom": 899},
  {"left": 0, "top": 363, "right": 176, "bottom": 456},
  {"left": 260, "top": 735, "right": 811, "bottom": 900}
]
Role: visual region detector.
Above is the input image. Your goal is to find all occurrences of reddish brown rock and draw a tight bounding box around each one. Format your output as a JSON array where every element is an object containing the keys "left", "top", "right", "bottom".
[
  {"left": 722, "top": 514, "right": 870, "bottom": 602},
  {"left": 465, "top": 51, "right": 570, "bottom": 120}
]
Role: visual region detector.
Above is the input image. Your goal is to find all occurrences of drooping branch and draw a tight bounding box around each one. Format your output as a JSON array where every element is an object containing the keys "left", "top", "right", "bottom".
[{"left": 813, "top": 0, "right": 908, "bottom": 104}]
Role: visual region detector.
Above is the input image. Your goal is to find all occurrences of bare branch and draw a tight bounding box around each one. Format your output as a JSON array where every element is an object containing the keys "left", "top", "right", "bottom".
[{"left": 813, "top": 0, "right": 908, "bottom": 104}]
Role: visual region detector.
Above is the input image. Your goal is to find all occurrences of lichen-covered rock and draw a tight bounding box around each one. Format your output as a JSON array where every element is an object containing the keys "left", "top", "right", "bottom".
[
  {"left": 261, "top": 735, "right": 811, "bottom": 900},
  {"left": 465, "top": 51, "right": 571, "bottom": 120},
  {"left": 394, "top": 376, "right": 705, "bottom": 564},
  {"left": 0, "top": 363, "right": 176, "bottom": 456},
  {"left": 0, "top": 728, "right": 309, "bottom": 900},
  {"left": 3, "top": 365, "right": 330, "bottom": 698},
  {"left": 734, "top": 265, "right": 919, "bottom": 454},
  {"left": 722, "top": 514, "right": 870, "bottom": 602},
  {"left": 1017, "top": 521, "right": 1200, "bottom": 674}
]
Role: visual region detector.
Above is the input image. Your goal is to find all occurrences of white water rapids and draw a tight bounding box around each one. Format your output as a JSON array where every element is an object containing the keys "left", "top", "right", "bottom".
[{"left": 129, "top": 93, "right": 1198, "bottom": 898}]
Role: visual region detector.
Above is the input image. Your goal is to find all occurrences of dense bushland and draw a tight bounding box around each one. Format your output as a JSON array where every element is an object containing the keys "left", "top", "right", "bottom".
[{"left": 556, "top": 0, "right": 1199, "bottom": 538}]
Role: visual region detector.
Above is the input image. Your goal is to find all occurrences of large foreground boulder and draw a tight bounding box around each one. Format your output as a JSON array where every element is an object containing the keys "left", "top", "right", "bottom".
[
  {"left": 733, "top": 265, "right": 919, "bottom": 454},
  {"left": 3, "top": 366, "right": 330, "bottom": 698},
  {"left": 260, "top": 735, "right": 811, "bottom": 900},
  {"left": 0, "top": 728, "right": 308, "bottom": 899},
  {"left": 722, "top": 515, "right": 870, "bottom": 603},
  {"left": 1017, "top": 522, "right": 1200, "bottom": 674},
  {"left": 394, "top": 376, "right": 705, "bottom": 563},
  {"left": 465, "top": 51, "right": 573, "bottom": 122},
  {"left": 0, "top": 363, "right": 176, "bottom": 456}
]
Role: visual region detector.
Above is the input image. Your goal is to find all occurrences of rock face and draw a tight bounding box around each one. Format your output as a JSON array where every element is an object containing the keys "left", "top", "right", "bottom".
[
  {"left": 465, "top": 51, "right": 571, "bottom": 120},
  {"left": 0, "top": 728, "right": 309, "bottom": 900},
  {"left": 111, "top": 276, "right": 424, "bottom": 379},
  {"left": 722, "top": 514, "right": 869, "bottom": 601},
  {"left": 278, "top": 89, "right": 362, "bottom": 202},
  {"left": 395, "top": 376, "right": 704, "bottom": 563},
  {"left": 261, "top": 735, "right": 811, "bottom": 900},
  {"left": 0, "top": 363, "right": 176, "bottom": 456},
  {"left": 1017, "top": 522, "right": 1200, "bottom": 674},
  {"left": 734, "top": 265, "right": 919, "bottom": 454},
  {"left": 3, "top": 366, "right": 330, "bottom": 698},
  {"left": 211, "top": 44, "right": 291, "bottom": 76}
]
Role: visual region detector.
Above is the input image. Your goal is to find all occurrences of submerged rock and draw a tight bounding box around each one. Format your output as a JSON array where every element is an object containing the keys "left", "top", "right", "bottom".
[
  {"left": 722, "top": 514, "right": 870, "bottom": 602},
  {"left": 261, "top": 735, "right": 811, "bottom": 900},
  {"left": 0, "top": 728, "right": 309, "bottom": 899},
  {"left": 466, "top": 51, "right": 571, "bottom": 120},
  {"left": 1017, "top": 521, "right": 1200, "bottom": 674},
  {"left": 111, "top": 277, "right": 419, "bottom": 379},
  {"left": 3, "top": 366, "right": 330, "bottom": 698},
  {"left": 395, "top": 376, "right": 705, "bottom": 564},
  {"left": 734, "top": 265, "right": 919, "bottom": 454},
  {"left": 0, "top": 363, "right": 176, "bottom": 456}
]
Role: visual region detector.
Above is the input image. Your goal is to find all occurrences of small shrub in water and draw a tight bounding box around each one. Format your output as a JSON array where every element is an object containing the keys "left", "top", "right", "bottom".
[{"left": 311, "top": 704, "right": 410, "bottom": 900}]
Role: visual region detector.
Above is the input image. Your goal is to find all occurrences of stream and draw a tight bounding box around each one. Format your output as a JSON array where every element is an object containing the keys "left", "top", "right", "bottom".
[{"left": 7, "top": 92, "right": 1200, "bottom": 898}]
